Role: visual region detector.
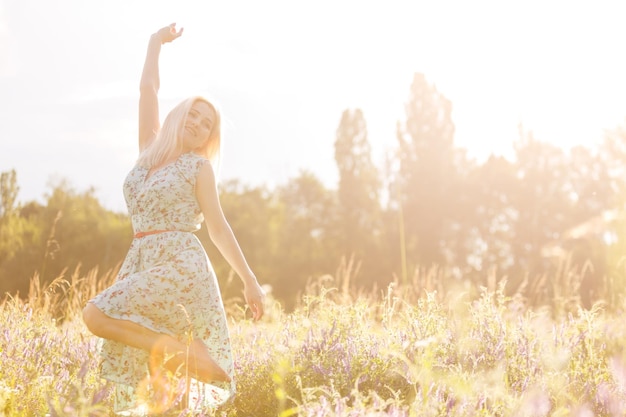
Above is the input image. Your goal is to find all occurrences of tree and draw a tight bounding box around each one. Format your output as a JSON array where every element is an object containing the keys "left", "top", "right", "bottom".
[
  {"left": 275, "top": 171, "right": 340, "bottom": 304},
  {"left": 333, "top": 108, "right": 383, "bottom": 283},
  {"left": 0, "top": 170, "right": 19, "bottom": 219},
  {"left": 497, "top": 126, "right": 618, "bottom": 306},
  {"left": 0, "top": 170, "right": 38, "bottom": 286},
  {"left": 0, "top": 178, "right": 132, "bottom": 297},
  {"left": 393, "top": 72, "right": 457, "bottom": 270},
  {"left": 591, "top": 123, "right": 626, "bottom": 304},
  {"left": 457, "top": 155, "right": 518, "bottom": 276},
  {"left": 198, "top": 180, "right": 282, "bottom": 300},
  {"left": 508, "top": 129, "right": 575, "bottom": 278}
]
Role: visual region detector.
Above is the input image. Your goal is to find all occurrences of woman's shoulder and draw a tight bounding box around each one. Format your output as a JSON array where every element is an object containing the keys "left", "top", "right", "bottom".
[
  {"left": 178, "top": 152, "right": 211, "bottom": 178},
  {"left": 180, "top": 151, "right": 210, "bottom": 168},
  {"left": 182, "top": 151, "right": 208, "bottom": 160}
]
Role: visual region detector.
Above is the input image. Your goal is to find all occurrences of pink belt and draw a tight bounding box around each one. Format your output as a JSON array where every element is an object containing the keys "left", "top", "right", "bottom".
[{"left": 134, "top": 229, "right": 173, "bottom": 239}]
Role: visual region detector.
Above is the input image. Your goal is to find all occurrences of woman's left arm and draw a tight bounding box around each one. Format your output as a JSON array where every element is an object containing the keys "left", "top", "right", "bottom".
[{"left": 196, "top": 162, "right": 265, "bottom": 320}]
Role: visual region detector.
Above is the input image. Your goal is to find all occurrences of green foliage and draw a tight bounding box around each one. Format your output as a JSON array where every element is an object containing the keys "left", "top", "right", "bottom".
[
  {"left": 199, "top": 180, "right": 283, "bottom": 300},
  {"left": 0, "top": 175, "right": 132, "bottom": 298},
  {"left": 199, "top": 175, "right": 344, "bottom": 308},
  {"left": 38, "top": 180, "right": 132, "bottom": 281},
  {"left": 272, "top": 171, "right": 342, "bottom": 304},
  {"left": 0, "top": 170, "right": 19, "bottom": 219},
  {"left": 394, "top": 72, "right": 458, "bottom": 268},
  {"left": 0, "top": 170, "right": 38, "bottom": 277},
  {"left": 461, "top": 155, "right": 517, "bottom": 272},
  {"left": 510, "top": 131, "right": 583, "bottom": 276},
  {"left": 334, "top": 109, "right": 387, "bottom": 287}
]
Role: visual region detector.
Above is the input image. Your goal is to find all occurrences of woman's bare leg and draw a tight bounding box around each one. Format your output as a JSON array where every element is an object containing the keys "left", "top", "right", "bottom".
[{"left": 82, "top": 302, "right": 230, "bottom": 382}]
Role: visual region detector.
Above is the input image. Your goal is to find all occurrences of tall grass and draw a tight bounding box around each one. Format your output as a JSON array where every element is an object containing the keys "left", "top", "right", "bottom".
[{"left": 2, "top": 260, "right": 626, "bottom": 416}]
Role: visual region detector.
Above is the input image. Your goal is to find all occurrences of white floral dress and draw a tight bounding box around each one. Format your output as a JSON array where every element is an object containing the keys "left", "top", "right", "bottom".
[{"left": 89, "top": 152, "right": 235, "bottom": 415}]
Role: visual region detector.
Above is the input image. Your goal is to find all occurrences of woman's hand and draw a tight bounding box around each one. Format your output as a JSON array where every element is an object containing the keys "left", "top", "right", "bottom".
[
  {"left": 156, "top": 23, "right": 183, "bottom": 44},
  {"left": 243, "top": 281, "right": 266, "bottom": 321}
]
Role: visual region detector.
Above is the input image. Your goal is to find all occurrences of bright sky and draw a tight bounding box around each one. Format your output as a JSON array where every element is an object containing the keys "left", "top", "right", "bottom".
[{"left": 1, "top": 0, "right": 625, "bottom": 212}]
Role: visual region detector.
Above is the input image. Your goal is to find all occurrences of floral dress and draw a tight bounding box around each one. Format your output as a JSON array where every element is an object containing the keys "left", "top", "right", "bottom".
[{"left": 89, "top": 152, "right": 235, "bottom": 415}]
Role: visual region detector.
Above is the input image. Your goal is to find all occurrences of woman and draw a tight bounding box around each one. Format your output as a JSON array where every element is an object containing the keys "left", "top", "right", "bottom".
[{"left": 82, "top": 23, "right": 266, "bottom": 413}]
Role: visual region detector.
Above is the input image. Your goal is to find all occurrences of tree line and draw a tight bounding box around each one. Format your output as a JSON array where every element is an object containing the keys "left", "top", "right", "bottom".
[{"left": 2, "top": 73, "right": 626, "bottom": 309}]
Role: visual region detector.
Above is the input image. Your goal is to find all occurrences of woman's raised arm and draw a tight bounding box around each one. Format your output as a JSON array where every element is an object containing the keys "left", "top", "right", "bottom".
[{"left": 138, "top": 23, "right": 183, "bottom": 152}]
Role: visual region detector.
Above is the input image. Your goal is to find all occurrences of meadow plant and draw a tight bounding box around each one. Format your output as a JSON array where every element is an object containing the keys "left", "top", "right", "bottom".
[
  {"left": 3, "top": 264, "right": 626, "bottom": 416},
  {"left": 0, "top": 293, "right": 110, "bottom": 415}
]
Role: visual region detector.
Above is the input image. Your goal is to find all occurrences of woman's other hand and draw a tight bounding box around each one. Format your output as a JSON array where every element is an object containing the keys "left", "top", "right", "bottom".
[
  {"left": 156, "top": 23, "right": 183, "bottom": 44},
  {"left": 243, "top": 282, "right": 266, "bottom": 321}
]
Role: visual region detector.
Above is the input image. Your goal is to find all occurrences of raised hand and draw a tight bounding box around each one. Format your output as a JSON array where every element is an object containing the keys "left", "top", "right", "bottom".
[{"left": 156, "top": 23, "right": 183, "bottom": 44}]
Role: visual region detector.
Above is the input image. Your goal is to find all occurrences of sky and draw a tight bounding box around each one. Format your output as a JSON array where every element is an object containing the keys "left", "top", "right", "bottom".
[{"left": 1, "top": 0, "right": 626, "bottom": 212}]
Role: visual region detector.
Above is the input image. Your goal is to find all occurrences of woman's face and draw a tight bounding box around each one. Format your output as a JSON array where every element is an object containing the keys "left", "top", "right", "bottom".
[{"left": 183, "top": 101, "right": 216, "bottom": 151}]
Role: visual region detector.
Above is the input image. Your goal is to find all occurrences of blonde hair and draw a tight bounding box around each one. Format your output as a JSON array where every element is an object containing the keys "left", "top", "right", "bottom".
[{"left": 137, "top": 96, "right": 221, "bottom": 171}]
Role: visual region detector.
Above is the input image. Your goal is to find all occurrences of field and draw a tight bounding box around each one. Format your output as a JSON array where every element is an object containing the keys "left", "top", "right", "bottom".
[{"left": 1, "top": 263, "right": 626, "bottom": 417}]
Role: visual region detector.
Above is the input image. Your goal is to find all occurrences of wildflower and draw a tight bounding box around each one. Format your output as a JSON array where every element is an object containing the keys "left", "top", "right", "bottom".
[{"left": 0, "top": 380, "right": 15, "bottom": 417}]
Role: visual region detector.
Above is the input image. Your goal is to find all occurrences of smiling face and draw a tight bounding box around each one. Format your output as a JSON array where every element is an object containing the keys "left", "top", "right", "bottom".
[{"left": 182, "top": 100, "right": 216, "bottom": 152}]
